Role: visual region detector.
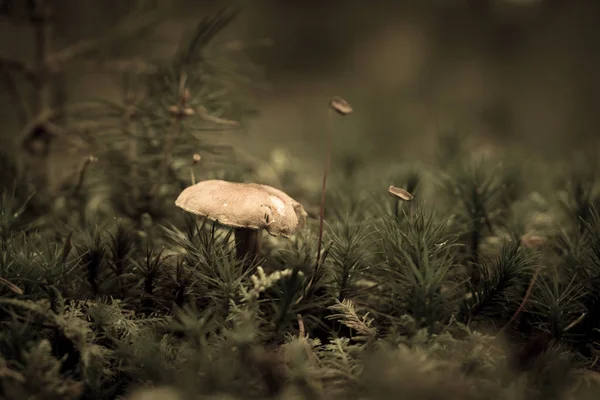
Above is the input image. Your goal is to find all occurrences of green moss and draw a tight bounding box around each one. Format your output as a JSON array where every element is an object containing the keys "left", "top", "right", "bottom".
[
  {"left": 2, "top": 6, "right": 600, "bottom": 400},
  {"left": 1, "top": 135, "right": 600, "bottom": 400}
]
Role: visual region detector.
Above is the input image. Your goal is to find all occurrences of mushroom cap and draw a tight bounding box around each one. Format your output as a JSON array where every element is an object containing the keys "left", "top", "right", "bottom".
[
  {"left": 329, "top": 96, "right": 353, "bottom": 116},
  {"left": 175, "top": 180, "right": 308, "bottom": 238},
  {"left": 388, "top": 185, "right": 414, "bottom": 201}
]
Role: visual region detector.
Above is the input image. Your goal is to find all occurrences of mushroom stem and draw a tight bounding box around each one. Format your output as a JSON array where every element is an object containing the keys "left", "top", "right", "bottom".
[{"left": 234, "top": 227, "right": 262, "bottom": 266}]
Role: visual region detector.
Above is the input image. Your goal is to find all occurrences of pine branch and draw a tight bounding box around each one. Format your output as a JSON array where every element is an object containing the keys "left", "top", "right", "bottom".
[
  {"left": 46, "top": 10, "right": 158, "bottom": 69},
  {"left": 174, "top": 7, "right": 241, "bottom": 69}
]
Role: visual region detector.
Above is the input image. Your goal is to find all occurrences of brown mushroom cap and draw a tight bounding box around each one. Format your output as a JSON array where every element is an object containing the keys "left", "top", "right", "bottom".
[
  {"left": 175, "top": 180, "right": 308, "bottom": 238},
  {"left": 388, "top": 185, "right": 414, "bottom": 201},
  {"left": 329, "top": 96, "right": 353, "bottom": 116}
]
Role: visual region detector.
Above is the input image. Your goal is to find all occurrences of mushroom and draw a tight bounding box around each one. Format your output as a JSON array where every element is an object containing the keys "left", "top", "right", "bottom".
[{"left": 175, "top": 180, "right": 308, "bottom": 263}]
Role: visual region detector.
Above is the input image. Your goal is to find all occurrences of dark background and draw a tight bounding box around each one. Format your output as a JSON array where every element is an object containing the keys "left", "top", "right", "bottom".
[{"left": 1, "top": 0, "right": 599, "bottom": 185}]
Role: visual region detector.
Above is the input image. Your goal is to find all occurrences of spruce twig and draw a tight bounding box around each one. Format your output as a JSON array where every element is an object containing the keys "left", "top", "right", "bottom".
[{"left": 161, "top": 73, "right": 195, "bottom": 186}]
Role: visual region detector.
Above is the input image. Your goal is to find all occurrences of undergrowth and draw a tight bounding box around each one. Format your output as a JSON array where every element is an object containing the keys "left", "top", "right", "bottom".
[
  {"left": 2, "top": 7, "right": 600, "bottom": 400},
  {"left": 2, "top": 134, "right": 600, "bottom": 400}
]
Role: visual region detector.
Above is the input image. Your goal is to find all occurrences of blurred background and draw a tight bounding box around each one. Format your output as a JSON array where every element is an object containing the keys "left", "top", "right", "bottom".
[{"left": 1, "top": 0, "right": 599, "bottom": 190}]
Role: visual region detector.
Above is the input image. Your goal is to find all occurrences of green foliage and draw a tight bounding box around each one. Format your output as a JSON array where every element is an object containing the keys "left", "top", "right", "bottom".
[
  {"left": 65, "top": 7, "right": 261, "bottom": 231},
  {"left": 327, "top": 215, "right": 374, "bottom": 302},
  {"left": 6, "top": 89, "right": 600, "bottom": 399},
  {"left": 375, "top": 205, "right": 460, "bottom": 333},
  {"left": 556, "top": 153, "right": 600, "bottom": 233},
  {"left": 3, "top": 6, "right": 600, "bottom": 399},
  {"left": 459, "top": 239, "right": 536, "bottom": 327}
]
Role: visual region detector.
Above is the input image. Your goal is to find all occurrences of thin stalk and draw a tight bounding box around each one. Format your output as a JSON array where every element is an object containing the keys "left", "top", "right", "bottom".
[
  {"left": 315, "top": 107, "right": 334, "bottom": 269},
  {"left": 499, "top": 262, "right": 542, "bottom": 335},
  {"left": 123, "top": 79, "right": 138, "bottom": 201},
  {"left": 190, "top": 154, "right": 201, "bottom": 185},
  {"left": 301, "top": 96, "right": 351, "bottom": 306},
  {"left": 393, "top": 198, "right": 400, "bottom": 220},
  {"left": 296, "top": 107, "right": 334, "bottom": 306}
]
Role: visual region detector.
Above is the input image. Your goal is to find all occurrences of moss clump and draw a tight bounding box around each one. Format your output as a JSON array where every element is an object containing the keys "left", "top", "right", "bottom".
[{"left": 1, "top": 135, "right": 600, "bottom": 400}]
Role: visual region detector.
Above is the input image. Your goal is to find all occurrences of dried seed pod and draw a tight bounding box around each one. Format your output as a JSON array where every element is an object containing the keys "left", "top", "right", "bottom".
[
  {"left": 329, "top": 96, "right": 353, "bottom": 116},
  {"left": 388, "top": 185, "right": 414, "bottom": 201}
]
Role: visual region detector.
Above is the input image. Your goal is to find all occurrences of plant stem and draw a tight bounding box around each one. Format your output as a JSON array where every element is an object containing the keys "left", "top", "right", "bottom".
[
  {"left": 316, "top": 108, "right": 334, "bottom": 269},
  {"left": 304, "top": 108, "right": 336, "bottom": 304},
  {"left": 499, "top": 262, "right": 542, "bottom": 334},
  {"left": 123, "top": 75, "right": 138, "bottom": 201}
]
